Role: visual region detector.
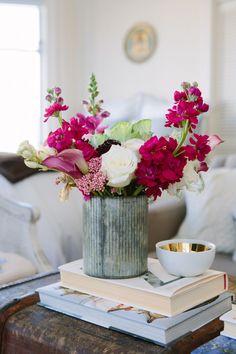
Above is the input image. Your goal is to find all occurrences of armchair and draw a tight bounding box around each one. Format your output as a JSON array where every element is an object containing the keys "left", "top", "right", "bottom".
[{"left": 0, "top": 193, "right": 51, "bottom": 272}]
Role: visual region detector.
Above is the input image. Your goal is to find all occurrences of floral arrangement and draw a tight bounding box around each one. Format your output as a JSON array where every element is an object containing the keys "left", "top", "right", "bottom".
[{"left": 18, "top": 75, "right": 222, "bottom": 201}]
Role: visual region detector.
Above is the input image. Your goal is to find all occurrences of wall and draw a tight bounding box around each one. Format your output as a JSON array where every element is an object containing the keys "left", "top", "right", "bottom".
[
  {"left": 77, "top": 0, "right": 213, "bottom": 103},
  {"left": 41, "top": 0, "right": 82, "bottom": 136}
]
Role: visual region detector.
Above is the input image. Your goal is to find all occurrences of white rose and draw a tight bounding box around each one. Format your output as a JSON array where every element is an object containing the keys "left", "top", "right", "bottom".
[
  {"left": 101, "top": 145, "right": 138, "bottom": 188},
  {"left": 182, "top": 160, "right": 204, "bottom": 192},
  {"left": 167, "top": 160, "right": 204, "bottom": 197},
  {"left": 24, "top": 160, "right": 44, "bottom": 169},
  {"left": 37, "top": 146, "right": 57, "bottom": 161},
  {"left": 17, "top": 140, "right": 36, "bottom": 159},
  {"left": 122, "top": 139, "right": 144, "bottom": 155}
]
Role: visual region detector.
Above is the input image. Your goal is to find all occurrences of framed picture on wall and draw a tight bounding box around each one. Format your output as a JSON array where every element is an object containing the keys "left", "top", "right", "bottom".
[{"left": 124, "top": 23, "right": 157, "bottom": 63}]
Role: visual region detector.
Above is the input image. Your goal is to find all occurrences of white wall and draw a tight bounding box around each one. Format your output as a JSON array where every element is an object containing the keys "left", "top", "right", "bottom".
[
  {"left": 77, "top": 0, "right": 213, "bottom": 103},
  {"left": 41, "top": 0, "right": 82, "bottom": 136}
]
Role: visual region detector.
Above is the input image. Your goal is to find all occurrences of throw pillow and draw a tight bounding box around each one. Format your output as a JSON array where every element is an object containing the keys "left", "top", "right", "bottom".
[
  {"left": 232, "top": 209, "right": 236, "bottom": 262},
  {"left": 175, "top": 168, "right": 236, "bottom": 254}
]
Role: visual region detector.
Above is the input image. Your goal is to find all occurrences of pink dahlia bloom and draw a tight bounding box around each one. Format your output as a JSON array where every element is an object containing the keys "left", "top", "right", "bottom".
[
  {"left": 136, "top": 136, "right": 187, "bottom": 200},
  {"left": 75, "top": 140, "right": 97, "bottom": 161},
  {"left": 47, "top": 119, "right": 89, "bottom": 153},
  {"left": 47, "top": 121, "right": 73, "bottom": 152},
  {"left": 189, "top": 134, "right": 211, "bottom": 161}
]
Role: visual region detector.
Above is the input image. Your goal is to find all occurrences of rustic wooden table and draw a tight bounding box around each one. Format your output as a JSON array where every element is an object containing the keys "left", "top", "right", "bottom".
[{"left": 0, "top": 273, "right": 235, "bottom": 354}]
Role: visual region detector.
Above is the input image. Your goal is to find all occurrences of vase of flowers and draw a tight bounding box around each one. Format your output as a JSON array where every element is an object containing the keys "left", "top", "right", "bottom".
[
  {"left": 83, "top": 195, "right": 148, "bottom": 278},
  {"left": 18, "top": 75, "right": 222, "bottom": 278}
]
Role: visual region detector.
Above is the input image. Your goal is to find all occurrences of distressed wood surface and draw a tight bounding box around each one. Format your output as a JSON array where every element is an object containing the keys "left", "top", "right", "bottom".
[
  {"left": 0, "top": 272, "right": 60, "bottom": 348},
  {"left": 0, "top": 306, "right": 225, "bottom": 354},
  {"left": 0, "top": 273, "right": 235, "bottom": 354}
]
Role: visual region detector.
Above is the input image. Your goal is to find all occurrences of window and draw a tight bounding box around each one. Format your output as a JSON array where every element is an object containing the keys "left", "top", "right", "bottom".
[
  {"left": 0, "top": 1, "right": 41, "bottom": 152},
  {"left": 211, "top": 0, "right": 236, "bottom": 154}
]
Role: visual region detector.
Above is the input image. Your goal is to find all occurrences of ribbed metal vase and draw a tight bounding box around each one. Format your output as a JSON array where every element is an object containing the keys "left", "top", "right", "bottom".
[{"left": 83, "top": 196, "right": 148, "bottom": 278}]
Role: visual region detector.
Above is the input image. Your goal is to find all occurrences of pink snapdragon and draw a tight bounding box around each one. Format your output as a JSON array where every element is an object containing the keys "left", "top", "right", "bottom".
[
  {"left": 47, "top": 119, "right": 97, "bottom": 160},
  {"left": 165, "top": 83, "right": 209, "bottom": 131},
  {"left": 75, "top": 112, "right": 109, "bottom": 135},
  {"left": 44, "top": 102, "right": 69, "bottom": 122},
  {"left": 43, "top": 86, "right": 69, "bottom": 122}
]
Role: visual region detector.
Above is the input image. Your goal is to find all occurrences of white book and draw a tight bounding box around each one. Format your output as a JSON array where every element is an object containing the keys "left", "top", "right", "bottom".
[
  {"left": 220, "top": 309, "right": 236, "bottom": 339},
  {"left": 37, "top": 282, "right": 233, "bottom": 346},
  {"left": 59, "top": 258, "right": 228, "bottom": 316}
]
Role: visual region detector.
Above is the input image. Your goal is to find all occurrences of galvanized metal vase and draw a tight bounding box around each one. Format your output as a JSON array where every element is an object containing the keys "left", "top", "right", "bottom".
[{"left": 83, "top": 196, "right": 148, "bottom": 278}]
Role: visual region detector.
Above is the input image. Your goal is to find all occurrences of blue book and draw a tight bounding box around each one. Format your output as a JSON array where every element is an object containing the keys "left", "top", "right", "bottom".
[
  {"left": 37, "top": 282, "right": 233, "bottom": 346},
  {"left": 192, "top": 335, "right": 236, "bottom": 353}
]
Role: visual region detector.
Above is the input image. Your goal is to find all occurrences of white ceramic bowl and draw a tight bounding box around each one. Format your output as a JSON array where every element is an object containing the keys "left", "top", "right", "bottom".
[{"left": 156, "top": 239, "right": 216, "bottom": 277}]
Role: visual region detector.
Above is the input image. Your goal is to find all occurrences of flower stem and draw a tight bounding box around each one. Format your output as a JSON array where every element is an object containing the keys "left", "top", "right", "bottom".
[
  {"left": 58, "top": 112, "right": 62, "bottom": 126},
  {"left": 173, "top": 120, "right": 189, "bottom": 156},
  {"left": 133, "top": 185, "right": 144, "bottom": 197}
]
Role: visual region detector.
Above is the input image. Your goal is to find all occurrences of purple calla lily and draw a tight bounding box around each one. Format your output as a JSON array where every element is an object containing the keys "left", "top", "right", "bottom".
[{"left": 43, "top": 149, "right": 88, "bottom": 179}]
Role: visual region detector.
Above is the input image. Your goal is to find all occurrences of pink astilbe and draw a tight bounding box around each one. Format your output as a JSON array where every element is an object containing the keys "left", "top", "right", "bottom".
[{"left": 75, "top": 157, "right": 107, "bottom": 199}]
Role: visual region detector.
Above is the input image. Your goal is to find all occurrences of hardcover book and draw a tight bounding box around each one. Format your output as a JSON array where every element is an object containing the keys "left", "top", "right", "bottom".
[
  {"left": 59, "top": 258, "right": 228, "bottom": 316},
  {"left": 220, "top": 309, "right": 236, "bottom": 339},
  {"left": 37, "top": 282, "right": 233, "bottom": 346},
  {"left": 191, "top": 335, "right": 236, "bottom": 354}
]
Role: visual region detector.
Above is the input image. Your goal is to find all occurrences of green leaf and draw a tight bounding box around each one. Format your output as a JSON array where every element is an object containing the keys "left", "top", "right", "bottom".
[
  {"left": 108, "top": 122, "right": 133, "bottom": 142},
  {"left": 89, "top": 134, "right": 108, "bottom": 148},
  {"left": 131, "top": 119, "right": 153, "bottom": 140}
]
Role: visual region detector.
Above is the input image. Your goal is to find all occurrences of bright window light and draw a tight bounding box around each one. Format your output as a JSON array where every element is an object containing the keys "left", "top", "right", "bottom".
[{"left": 0, "top": 3, "right": 40, "bottom": 152}]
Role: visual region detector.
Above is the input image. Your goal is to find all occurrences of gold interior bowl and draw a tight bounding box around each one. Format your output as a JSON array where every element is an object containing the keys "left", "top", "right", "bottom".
[{"left": 156, "top": 239, "right": 216, "bottom": 277}]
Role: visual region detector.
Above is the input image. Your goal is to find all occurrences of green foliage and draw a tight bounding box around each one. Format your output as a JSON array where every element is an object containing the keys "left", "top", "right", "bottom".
[
  {"left": 105, "top": 119, "right": 152, "bottom": 142},
  {"left": 89, "top": 133, "right": 108, "bottom": 148},
  {"left": 108, "top": 122, "right": 133, "bottom": 142},
  {"left": 131, "top": 119, "right": 152, "bottom": 140}
]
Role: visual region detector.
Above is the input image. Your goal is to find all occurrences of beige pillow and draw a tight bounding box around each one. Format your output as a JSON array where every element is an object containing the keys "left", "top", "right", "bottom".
[
  {"left": 0, "top": 251, "right": 37, "bottom": 285},
  {"left": 176, "top": 168, "right": 236, "bottom": 254}
]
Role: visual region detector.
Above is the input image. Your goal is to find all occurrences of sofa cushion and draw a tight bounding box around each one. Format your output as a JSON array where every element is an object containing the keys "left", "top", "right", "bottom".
[
  {"left": 232, "top": 209, "right": 236, "bottom": 262},
  {"left": 175, "top": 168, "right": 236, "bottom": 255},
  {"left": 12, "top": 173, "right": 84, "bottom": 268},
  {"left": 0, "top": 251, "right": 37, "bottom": 285}
]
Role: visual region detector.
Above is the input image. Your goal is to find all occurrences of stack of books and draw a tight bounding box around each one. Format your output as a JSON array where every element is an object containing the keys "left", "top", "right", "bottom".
[
  {"left": 36, "top": 258, "right": 233, "bottom": 346},
  {"left": 220, "top": 301, "right": 236, "bottom": 339}
]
